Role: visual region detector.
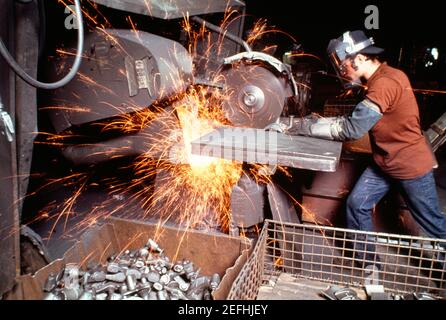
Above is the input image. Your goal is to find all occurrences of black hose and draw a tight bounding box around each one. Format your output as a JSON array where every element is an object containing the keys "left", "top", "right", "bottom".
[{"left": 0, "top": 0, "right": 84, "bottom": 89}]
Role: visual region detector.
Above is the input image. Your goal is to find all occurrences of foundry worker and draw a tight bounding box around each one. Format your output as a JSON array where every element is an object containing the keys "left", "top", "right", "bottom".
[{"left": 291, "top": 30, "right": 446, "bottom": 266}]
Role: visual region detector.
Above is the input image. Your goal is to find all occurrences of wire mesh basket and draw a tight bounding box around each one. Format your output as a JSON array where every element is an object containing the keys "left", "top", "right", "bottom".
[{"left": 227, "top": 219, "right": 446, "bottom": 299}]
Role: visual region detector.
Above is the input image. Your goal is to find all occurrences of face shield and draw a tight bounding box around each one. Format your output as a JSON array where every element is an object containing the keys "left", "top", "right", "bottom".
[
  {"left": 327, "top": 30, "right": 383, "bottom": 89},
  {"left": 327, "top": 46, "right": 358, "bottom": 89}
]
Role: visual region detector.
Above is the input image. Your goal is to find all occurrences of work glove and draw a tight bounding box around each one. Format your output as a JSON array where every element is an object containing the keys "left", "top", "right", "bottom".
[
  {"left": 287, "top": 114, "right": 344, "bottom": 140},
  {"left": 264, "top": 122, "right": 289, "bottom": 133},
  {"left": 288, "top": 98, "right": 385, "bottom": 141},
  {"left": 287, "top": 114, "right": 322, "bottom": 135}
]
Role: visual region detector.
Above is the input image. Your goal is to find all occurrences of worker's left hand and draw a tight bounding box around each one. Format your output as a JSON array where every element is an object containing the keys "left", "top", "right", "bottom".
[
  {"left": 264, "top": 122, "right": 288, "bottom": 133},
  {"left": 287, "top": 114, "right": 320, "bottom": 136}
]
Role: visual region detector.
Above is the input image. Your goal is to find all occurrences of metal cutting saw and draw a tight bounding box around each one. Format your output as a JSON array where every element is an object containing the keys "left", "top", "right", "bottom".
[
  {"left": 194, "top": 51, "right": 342, "bottom": 235},
  {"left": 217, "top": 51, "right": 297, "bottom": 129},
  {"left": 35, "top": 0, "right": 342, "bottom": 234},
  {"left": 192, "top": 50, "right": 341, "bottom": 173}
]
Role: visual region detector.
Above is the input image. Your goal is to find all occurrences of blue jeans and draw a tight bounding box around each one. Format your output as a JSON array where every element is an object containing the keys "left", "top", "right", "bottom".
[{"left": 346, "top": 166, "right": 446, "bottom": 267}]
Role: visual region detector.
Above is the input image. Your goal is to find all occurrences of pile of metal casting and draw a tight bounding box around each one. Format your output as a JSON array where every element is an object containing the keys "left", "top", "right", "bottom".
[{"left": 42, "top": 239, "right": 220, "bottom": 300}]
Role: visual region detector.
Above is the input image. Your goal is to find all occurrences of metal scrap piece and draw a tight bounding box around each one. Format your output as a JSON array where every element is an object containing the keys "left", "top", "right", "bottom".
[
  {"left": 191, "top": 127, "right": 342, "bottom": 172},
  {"left": 40, "top": 237, "right": 218, "bottom": 301}
]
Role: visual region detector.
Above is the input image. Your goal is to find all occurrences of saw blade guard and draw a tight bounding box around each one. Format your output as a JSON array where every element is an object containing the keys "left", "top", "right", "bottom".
[{"left": 217, "top": 52, "right": 296, "bottom": 128}]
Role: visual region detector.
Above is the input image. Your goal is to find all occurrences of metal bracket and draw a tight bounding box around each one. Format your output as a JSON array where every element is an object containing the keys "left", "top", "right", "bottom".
[
  {"left": 0, "top": 100, "right": 15, "bottom": 142},
  {"left": 425, "top": 111, "right": 446, "bottom": 152}
]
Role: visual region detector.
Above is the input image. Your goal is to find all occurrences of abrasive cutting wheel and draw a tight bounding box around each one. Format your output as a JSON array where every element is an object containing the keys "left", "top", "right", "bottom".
[{"left": 218, "top": 62, "right": 291, "bottom": 129}]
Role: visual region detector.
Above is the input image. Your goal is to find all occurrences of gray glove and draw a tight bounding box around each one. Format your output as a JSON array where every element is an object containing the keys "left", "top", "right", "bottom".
[
  {"left": 286, "top": 115, "right": 310, "bottom": 136},
  {"left": 264, "top": 122, "right": 289, "bottom": 133},
  {"left": 287, "top": 98, "right": 383, "bottom": 141},
  {"left": 288, "top": 115, "right": 342, "bottom": 140}
]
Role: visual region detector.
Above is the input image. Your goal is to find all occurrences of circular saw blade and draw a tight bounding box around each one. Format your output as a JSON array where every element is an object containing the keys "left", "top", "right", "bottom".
[{"left": 219, "top": 63, "right": 287, "bottom": 128}]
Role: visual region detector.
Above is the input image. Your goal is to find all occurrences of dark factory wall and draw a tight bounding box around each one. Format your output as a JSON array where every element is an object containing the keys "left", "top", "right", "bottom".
[{"left": 244, "top": 0, "right": 445, "bottom": 55}]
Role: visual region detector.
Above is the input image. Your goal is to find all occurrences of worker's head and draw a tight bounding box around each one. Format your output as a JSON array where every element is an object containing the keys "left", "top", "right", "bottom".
[{"left": 327, "top": 30, "right": 383, "bottom": 88}]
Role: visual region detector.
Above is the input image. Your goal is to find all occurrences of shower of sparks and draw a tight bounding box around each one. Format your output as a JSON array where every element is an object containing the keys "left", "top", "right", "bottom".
[
  {"left": 3, "top": 1, "right": 440, "bottom": 279},
  {"left": 23, "top": 1, "right": 277, "bottom": 242},
  {"left": 107, "top": 88, "right": 244, "bottom": 232},
  {"left": 15, "top": 0, "right": 336, "bottom": 247}
]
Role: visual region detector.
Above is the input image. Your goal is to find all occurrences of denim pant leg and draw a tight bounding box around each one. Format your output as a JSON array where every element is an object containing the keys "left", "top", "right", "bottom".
[
  {"left": 398, "top": 171, "right": 446, "bottom": 240},
  {"left": 398, "top": 171, "right": 446, "bottom": 278},
  {"left": 346, "top": 166, "right": 391, "bottom": 266},
  {"left": 346, "top": 166, "right": 391, "bottom": 231}
]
